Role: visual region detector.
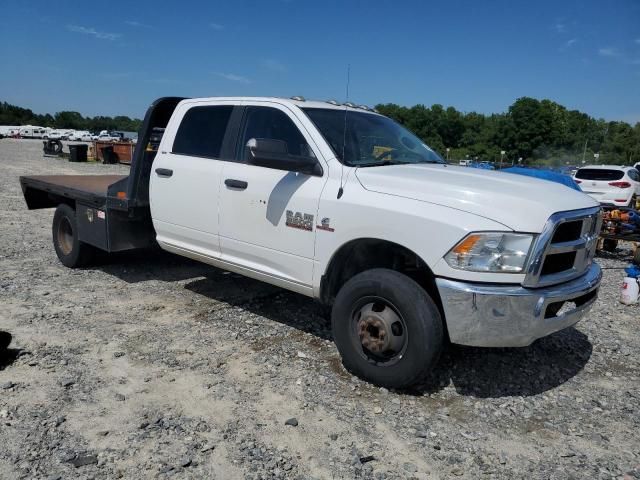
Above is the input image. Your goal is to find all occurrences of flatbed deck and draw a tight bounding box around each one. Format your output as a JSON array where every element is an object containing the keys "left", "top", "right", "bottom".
[
  {"left": 18, "top": 97, "right": 185, "bottom": 254},
  {"left": 20, "top": 174, "right": 127, "bottom": 208}
]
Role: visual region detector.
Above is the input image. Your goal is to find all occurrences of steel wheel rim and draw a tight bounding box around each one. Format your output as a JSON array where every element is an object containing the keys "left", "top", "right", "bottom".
[
  {"left": 350, "top": 296, "right": 408, "bottom": 366},
  {"left": 57, "top": 217, "right": 74, "bottom": 256}
]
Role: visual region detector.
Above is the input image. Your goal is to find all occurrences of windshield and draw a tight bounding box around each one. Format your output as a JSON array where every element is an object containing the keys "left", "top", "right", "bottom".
[{"left": 303, "top": 108, "right": 444, "bottom": 167}]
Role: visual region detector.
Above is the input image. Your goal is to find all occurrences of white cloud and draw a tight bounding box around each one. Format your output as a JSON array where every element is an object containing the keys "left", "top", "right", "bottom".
[
  {"left": 125, "top": 20, "right": 151, "bottom": 28},
  {"left": 261, "top": 59, "right": 287, "bottom": 72},
  {"left": 558, "top": 38, "right": 578, "bottom": 52},
  {"left": 209, "top": 22, "right": 224, "bottom": 30},
  {"left": 554, "top": 23, "right": 566, "bottom": 33},
  {"left": 67, "top": 24, "right": 121, "bottom": 40},
  {"left": 215, "top": 72, "right": 251, "bottom": 84},
  {"left": 598, "top": 47, "right": 621, "bottom": 57},
  {"left": 597, "top": 46, "right": 640, "bottom": 66}
]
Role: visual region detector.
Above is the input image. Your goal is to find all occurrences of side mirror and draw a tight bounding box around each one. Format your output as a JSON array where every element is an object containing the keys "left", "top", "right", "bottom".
[{"left": 246, "top": 138, "right": 322, "bottom": 176}]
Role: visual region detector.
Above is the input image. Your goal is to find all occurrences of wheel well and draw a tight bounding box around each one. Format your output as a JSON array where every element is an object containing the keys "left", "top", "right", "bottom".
[
  {"left": 56, "top": 197, "right": 75, "bottom": 210},
  {"left": 320, "top": 239, "right": 444, "bottom": 314}
]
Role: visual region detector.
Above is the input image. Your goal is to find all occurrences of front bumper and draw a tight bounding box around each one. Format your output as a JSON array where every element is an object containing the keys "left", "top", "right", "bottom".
[{"left": 435, "top": 263, "right": 602, "bottom": 347}]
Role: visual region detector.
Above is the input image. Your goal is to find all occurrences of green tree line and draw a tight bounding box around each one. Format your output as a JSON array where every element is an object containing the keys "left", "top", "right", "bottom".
[
  {"left": 3, "top": 97, "right": 639, "bottom": 165},
  {"left": 0, "top": 101, "right": 142, "bottom": 132},
  {"left": 375, "top": 97, "right": 640, "bottom": 166}
]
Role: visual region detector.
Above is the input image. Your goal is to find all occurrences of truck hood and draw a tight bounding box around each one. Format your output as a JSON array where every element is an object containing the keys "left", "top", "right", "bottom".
[{"left": 355, "top": 164, "right": 599, "bottom": 232}]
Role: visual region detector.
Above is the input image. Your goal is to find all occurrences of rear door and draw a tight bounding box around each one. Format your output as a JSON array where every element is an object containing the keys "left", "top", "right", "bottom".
[
  {"left": 150, "top": 101, "right": 238, "bottom": 259},
  {"left": 218, "top": 103, "right": 327, "bottom": 291}
]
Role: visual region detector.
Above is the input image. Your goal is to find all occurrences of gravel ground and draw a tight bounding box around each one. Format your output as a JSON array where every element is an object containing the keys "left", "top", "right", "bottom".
[{"left": 0, "top": 138, "right": 639, "bottom": 480}]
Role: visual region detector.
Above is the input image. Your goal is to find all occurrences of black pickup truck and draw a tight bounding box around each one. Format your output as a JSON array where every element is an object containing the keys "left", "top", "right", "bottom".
[{"left": 20, "top": 97, "right": 183, "bottom": 267}]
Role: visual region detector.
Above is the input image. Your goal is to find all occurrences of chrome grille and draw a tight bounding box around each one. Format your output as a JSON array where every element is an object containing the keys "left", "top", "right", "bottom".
[{"left": 523, "top": 207, "right": 602, "bottom": 288}]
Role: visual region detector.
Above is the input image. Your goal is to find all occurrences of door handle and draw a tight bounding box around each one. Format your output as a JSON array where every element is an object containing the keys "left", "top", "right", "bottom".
[
  {"left": 225, "top": 179, "right": 248, "bottom": 190},
  {"left": 155, "top": 168, "right": 173, "bottom": 177}
]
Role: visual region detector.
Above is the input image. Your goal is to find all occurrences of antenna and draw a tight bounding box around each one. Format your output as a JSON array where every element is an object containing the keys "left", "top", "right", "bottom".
[{"left": 337, "top": 64, "right": 350, "bottom": 199}]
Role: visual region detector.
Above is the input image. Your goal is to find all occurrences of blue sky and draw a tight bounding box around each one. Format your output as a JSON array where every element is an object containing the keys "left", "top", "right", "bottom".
[{"left": 1, "top": 0, "right": 639, "bottom": 123}]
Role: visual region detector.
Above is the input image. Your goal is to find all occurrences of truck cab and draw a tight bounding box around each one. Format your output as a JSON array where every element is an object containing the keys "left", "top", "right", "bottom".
[{"left": 20, "top": 96, "right": 602, "bottom": 388}]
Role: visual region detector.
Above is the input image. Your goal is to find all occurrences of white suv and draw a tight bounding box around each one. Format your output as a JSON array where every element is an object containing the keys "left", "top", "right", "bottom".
[{"left": 574, "top": 165, "right": 640, "bottom": 208}]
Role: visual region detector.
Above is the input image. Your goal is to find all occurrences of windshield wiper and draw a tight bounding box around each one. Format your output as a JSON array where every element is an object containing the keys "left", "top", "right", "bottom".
[
  {"left": 354, "top": 160, "right": 413, "bottom": 168},
  {"left": 354, "top": 159, "right": 445, "bottom": 167}
]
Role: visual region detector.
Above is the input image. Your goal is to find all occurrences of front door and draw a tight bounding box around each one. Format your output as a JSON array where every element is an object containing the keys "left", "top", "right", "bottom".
[{"left": 219, "top": 104, "right": 327, "bottom": 290}]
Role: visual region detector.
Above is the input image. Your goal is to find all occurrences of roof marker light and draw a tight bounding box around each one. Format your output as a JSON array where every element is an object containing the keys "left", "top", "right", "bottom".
[{"left": 290, "top": 96, "right": 306, "bottom": 102}]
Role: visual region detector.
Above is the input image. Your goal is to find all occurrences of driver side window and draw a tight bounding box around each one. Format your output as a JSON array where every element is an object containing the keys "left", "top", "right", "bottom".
[{"left": 239, "top": 107, "right": 314, "bottom": 160}]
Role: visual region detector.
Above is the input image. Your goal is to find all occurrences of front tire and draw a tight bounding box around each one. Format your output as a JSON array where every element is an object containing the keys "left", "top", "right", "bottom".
[
  {"left": 52, "top": 204, "right": 95, "bottom": 268},
  {"left": 331, "top": 268, "right": 443, "bottom": 388}
]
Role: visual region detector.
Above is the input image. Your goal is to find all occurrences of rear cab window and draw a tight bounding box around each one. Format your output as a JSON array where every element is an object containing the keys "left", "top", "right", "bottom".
[
  {"left": 575, "top": 169, "right": 624, "bottom": 181},
  {"left": 172, "top": 105, "right": 234, "bottom": 158}
]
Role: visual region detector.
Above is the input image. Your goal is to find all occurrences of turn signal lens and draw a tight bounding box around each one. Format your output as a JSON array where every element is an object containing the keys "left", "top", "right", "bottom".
[{"left": 451, "top": 234, "right": 483, "bottom": 256}]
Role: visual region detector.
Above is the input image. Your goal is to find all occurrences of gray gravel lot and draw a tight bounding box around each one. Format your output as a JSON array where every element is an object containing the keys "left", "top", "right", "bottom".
[{"left": 0, "top": 138, "right": 639, "bottom": 479}]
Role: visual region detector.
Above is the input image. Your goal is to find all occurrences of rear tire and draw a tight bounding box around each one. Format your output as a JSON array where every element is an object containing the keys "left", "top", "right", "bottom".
[
  {"left": 331, "top": 268, "right": 443, "bottom": 388},
  {"left": 52, "top": 204, "right": 94, "bottom": 268}
]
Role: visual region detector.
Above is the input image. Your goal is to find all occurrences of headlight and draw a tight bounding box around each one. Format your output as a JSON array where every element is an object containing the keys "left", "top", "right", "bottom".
[{"left": 444, "top": 232, "right": 534, "bottom": 273}]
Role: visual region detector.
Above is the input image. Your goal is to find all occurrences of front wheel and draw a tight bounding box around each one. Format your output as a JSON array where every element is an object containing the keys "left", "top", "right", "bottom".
[
  {"left": 331, "top": 268, "right": 443, "bottom": 388},
  {"left": 52, "top": 204, "right": 95, "bottom": 268}
]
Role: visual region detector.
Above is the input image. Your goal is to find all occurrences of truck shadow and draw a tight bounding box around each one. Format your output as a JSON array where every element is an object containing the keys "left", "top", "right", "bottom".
[
  {"left": 184, "top": 273, "right": 592, "bottom": 398},
  {"left": 414, "top": 327, "right": 592, "bottom": 398},
  {"left": 96, "top": 249, "right": 332, "bottom": 340},
  {"left": 96, "top": 248, "right": 212, "bottom": 283},
  {"left": 97, "top": 251, "right": 592, "bottom": 398},
  {"left": 184, "top": 275, "right": 333, "bottom": 341}
]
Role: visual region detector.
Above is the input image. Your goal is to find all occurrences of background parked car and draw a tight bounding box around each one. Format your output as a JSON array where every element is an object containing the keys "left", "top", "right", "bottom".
[
  {"left": 67, "top": 130, "right": 91, "bottom": 141},
  {"left": 45, "top": 130, "right": 64, "bottom": 140},
  {"left": 573, "top": 165, "right": 640, "bottom": 207},
  {"left": 92, "top": 130, "right": 123, "bottom": 142}
]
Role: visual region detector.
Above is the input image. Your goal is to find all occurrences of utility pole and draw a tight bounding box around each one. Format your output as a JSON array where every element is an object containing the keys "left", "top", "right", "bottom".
[{"left": 581, "top": 139, "right": 588, "bottom": 164}]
